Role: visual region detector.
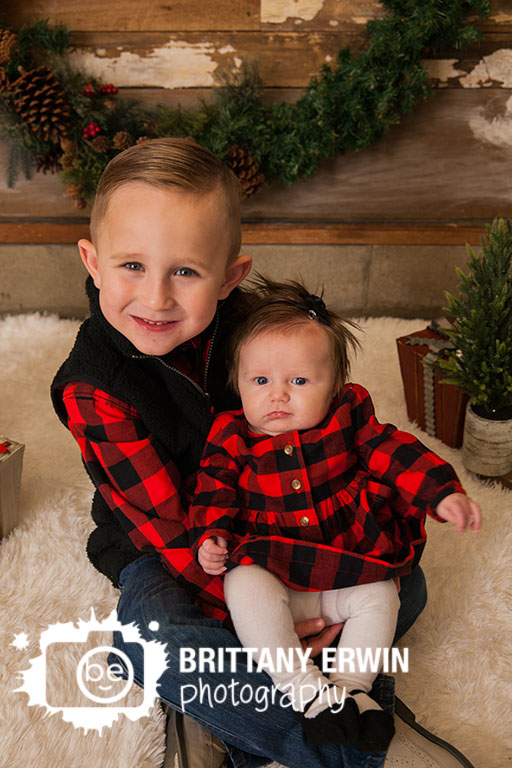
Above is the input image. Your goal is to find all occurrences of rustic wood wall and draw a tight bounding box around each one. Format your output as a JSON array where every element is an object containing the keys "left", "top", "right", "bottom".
[{"left": 1, "top": 0, "right": 512, "bottom": 247}]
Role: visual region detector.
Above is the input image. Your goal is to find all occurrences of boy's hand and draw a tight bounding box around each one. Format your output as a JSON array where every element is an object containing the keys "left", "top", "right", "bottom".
[
  {"left": 198, "top": 536, "right": 228, "bottom": 575},
  {"left": 295, "top": 618, "right": 344, "bottom": 656},
  {"left": 436, "top": 493, "right": 482, "bottom": 533}
]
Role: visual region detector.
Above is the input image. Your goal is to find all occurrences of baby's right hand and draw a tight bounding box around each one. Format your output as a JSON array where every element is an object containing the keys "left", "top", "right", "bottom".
[{"left": 198, "top": 536, "right": 228, "bottom": 575}]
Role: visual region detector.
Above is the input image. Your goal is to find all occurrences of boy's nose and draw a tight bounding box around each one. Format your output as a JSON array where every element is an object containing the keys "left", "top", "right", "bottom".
[{"left": 141, "top": 278, "right": 174, "bottom": 311}]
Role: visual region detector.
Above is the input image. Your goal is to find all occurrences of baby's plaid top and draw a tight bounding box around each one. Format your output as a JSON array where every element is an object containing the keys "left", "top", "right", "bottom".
[{"left": 189, "top": 382, "right": 464, "bottom": 592}]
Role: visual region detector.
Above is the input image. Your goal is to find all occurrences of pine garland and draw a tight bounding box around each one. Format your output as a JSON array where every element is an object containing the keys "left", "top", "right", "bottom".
[{"left": 0, "top": 2, "right": 490, "bottom": 201}]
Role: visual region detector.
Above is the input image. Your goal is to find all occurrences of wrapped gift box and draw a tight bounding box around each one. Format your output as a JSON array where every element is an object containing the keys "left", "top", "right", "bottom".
[
  {"left": 0, "top": 437, "right": 24, "bottom": 538},
  {"left": 396, "top": 326, "right": 469, "bottom": 449}
]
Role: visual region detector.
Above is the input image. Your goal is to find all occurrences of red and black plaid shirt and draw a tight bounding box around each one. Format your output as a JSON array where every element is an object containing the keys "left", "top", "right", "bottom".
[
  {"left": 61, "top": 336, "right": 229, "bottom": 622},
  {"left": 189, "top": 383, "right": 464, "bottom": 592}
]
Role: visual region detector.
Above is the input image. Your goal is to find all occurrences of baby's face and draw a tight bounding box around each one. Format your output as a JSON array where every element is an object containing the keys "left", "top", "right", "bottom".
[{"left": 237, "top": 323, "right": 337, "bottom": 436}]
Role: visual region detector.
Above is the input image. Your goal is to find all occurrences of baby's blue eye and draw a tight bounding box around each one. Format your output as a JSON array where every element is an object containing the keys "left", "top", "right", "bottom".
[
  {"left": 255, "top": 377, "right": 268, "bottom": 385},
  {"left": 292, "top": 377, "right": 307, "bottom": 386},
  {"left": 175, "top": 267, "right": 197, "bottom": 277}
]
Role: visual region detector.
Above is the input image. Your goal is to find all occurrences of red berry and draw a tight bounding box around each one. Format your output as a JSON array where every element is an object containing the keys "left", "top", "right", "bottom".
[{"left": 82, "top": 121, "right": 101, "bottom": 139}]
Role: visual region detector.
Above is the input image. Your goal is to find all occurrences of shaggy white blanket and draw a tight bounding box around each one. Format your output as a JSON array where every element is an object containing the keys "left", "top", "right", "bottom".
[{"left": 0, "top": 313, "right": 510, "bottom": 768}]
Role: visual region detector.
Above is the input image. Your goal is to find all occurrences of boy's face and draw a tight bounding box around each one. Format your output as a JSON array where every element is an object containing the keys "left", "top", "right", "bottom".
[
  {"left": 79, "top": 183, "right": 251, "bottom": 356},
  {"left": 237, "top": 323, "right": 337, "bottom": 436}
]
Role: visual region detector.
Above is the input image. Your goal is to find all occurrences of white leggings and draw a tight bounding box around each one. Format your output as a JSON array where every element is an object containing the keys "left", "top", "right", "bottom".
[{"left": 224, "top": 564, "right": 400, "bottom": 711}]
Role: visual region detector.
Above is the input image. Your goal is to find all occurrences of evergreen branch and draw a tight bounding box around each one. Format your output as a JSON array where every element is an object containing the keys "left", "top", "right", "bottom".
[{"left": 0, "top": 1, "right": 491, "bottom": 197}]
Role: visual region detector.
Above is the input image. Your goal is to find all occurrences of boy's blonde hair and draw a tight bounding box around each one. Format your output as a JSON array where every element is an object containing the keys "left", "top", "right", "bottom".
[
  {"left": 228, "top": 275, "right": 361, "bottom": 395},
  {"left": 90, "top": 137, "right": 243, "bottom": 261}
]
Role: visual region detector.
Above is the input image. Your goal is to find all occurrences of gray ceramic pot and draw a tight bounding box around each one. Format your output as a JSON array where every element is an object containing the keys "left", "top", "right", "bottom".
[{"left": 462, "top": 402, "right": 512, "bottom": 476}]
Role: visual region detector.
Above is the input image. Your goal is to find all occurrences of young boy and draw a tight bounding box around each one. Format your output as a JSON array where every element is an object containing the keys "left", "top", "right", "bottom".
[
  {"left": 51, "top": 138, "right": 440, "bottom": 768},
  {"left": 189, "top": 277, "right": 481, "bottom": 753}
]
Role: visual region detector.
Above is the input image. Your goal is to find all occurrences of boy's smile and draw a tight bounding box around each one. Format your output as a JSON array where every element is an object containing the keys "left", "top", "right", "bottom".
[
  {"left": 79, "top": 183, "right": 251, "bottom": 356},
  {"left": 237, "top": 324, "right": 337, "bottom": 436}
]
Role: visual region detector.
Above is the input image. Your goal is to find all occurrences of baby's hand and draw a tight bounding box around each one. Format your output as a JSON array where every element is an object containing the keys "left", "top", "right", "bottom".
[
  {"left": 435, "top": 493, "right": 482, "bottom": 534},
  {"left": 198, "top": 536, "right": 228, "bottom": 575}
]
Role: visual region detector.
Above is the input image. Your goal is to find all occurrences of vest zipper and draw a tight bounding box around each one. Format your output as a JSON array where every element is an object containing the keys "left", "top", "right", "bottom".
[
  {"left": 130, "top": 312, "right": 219, "bottom": 402},
  {"left": 203, "top": 313, "right": 219, "bottom": 396}
]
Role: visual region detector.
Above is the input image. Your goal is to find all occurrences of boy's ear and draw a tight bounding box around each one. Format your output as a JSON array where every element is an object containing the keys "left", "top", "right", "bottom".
[
  {"left": 218, "top": 253, "right": 252, "bottom": 299},
  {"left": 78, "top": 239, "right": 101, "bottom": 288}
]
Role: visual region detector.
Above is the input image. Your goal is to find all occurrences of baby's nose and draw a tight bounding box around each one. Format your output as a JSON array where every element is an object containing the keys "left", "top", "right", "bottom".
[{"left": 271, "top": 386, "right": 290, "bottom": 402}]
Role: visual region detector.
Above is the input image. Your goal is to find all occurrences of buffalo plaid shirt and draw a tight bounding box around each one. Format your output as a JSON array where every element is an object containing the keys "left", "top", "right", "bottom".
[
  {"left": 61, "top": 335, "right": 230, "bottom": 622},
  {"left": 189, "top": 383, "right": 464, "bottom": 592}
]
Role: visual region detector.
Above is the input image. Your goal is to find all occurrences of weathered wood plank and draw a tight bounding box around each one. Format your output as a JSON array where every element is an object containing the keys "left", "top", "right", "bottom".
[
  {"left": 0, "top": 221, "right": 487, "bottom": 245},
  {"left": 65, "top": 30, "right": 512, "bottom": 90},
  {"left": 66, "top": 31, "right": 359, "bottom": 88},
  {"left": 5, "top": 0, "right": 261, "bottom": 32},
  {"left": 1, "top": 89, "right": 511, "bottom": 223},
  {"left": 6, "top": 0, "right": 510, "bottom": 34}
]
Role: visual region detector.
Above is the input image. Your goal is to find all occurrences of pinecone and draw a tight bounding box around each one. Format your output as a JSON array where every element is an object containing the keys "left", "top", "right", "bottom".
[
  {"left": 60, "top": 153, "right": 75, "bottom": 169},
  {"left": 0, "top": 29, "right": 18, "bottom": 66},
  {"left": 91, "top": 135, "right": 109, "bottom": 153},
  {"left": 225, "top": 145, "right": 264, "bottom": 199},
  {"left": 66, "top": 183, "right": 81, "bottom": 199},
  {"left": 113, "top": 131, "right": 134, "bottom": 151},
  {"left": 0, "top": 66, "right": 9, "bottom": 92},
  {"left": 60, "top": 137, "right": 75, "bottom": 154},
  {"left": 66, "top": 183, "right": 86, "bottom": 209},
  {"left": 136, "top": 135, "right": 150, "bottom": 144},
  {"left": 142, "top": 119, "right": 158, "bottom": 135},
  {"left": 35, "top": 152, "right": 61, "bottom": 174},
  {"left": 10, "top": 66, "right": 71, "bottom": 144}
]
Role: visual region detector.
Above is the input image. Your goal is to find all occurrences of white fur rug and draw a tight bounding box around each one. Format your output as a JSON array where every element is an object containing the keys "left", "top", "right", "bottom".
[{"left": 0, "top": 313, "right": 510, "bottom": 768}]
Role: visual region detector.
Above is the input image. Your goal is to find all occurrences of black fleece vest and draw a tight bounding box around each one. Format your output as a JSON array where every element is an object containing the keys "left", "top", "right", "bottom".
[{"left": 51, "top": 277, "right": 243, "bottom": 586}]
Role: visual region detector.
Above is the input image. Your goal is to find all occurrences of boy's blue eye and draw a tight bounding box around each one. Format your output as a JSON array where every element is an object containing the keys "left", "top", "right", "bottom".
[
  {"left": 124, "top": 262, "right": 143, "bottom": 271},
  {"left": 255, "top": 377, "right": 268, "bottom": 385},
  {"left": 292, "top": 377, "right": 307, "bottom": 386},
  {"left": 175, "top": 267, "right": 197, "bottom": 277}
]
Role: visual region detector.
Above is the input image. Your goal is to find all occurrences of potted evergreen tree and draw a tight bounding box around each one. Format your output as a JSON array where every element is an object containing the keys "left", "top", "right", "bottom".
[{"left": 437, "top": 218, "right": 512, "bottom": 476}]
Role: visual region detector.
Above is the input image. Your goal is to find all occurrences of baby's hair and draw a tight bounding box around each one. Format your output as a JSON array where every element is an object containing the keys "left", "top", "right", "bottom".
[
  {"left": 90, "top": 137, "right": 242, "bottom": 261},
  {"left": 228, "top": 274, "right": 361, "bottom": 394}
]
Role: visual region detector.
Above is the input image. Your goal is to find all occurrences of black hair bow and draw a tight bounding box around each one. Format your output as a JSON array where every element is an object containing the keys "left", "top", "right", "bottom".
[{"left": 297, "top": 292, "right": 330, "bottom": 326}]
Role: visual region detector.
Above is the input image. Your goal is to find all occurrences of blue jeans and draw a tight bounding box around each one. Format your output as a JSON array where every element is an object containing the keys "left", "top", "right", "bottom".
[{"left": 111, "top": 556, "right": 426, "bottom": 768}]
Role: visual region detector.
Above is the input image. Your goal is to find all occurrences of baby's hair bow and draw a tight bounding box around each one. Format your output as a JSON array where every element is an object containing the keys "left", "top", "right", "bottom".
[{"left": 297, "top": 292, "right": 330, "bottom": 326}]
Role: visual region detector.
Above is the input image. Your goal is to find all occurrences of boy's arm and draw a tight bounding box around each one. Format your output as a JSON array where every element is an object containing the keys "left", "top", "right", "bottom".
[
  {"left": 348, "top": 383, "right": 464, "bottom": 520},
  {"left": 62, "top": 382, "right": 218, "bottom": 586}
]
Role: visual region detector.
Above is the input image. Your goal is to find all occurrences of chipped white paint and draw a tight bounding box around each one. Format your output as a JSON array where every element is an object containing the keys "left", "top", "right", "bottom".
[
  {"left": 493, "top": 13, "right": 512, "bottom": 23},
  {"left": 352, "top": 17, "right": 371, "bottom": 24},
  {"left": 469, "top": 94, "right": 512, "bottom": 150},
  {"left": 460, "top": 49, "right": 512, "bottom": 89},
  {"left": 329, "top": 19, "right": 339, "bottom": 26},
  {"left": 68, "top": 41, "right": 236, "bottom": 89},
  {"left": 324, "top": 54, "right": 333, "bottom": 62},
  {"left": 261, "top": 0, "right": 324, "bottom": 24},
  {"left": 422, "top": 59, "right": 466, "bottom": 84}
]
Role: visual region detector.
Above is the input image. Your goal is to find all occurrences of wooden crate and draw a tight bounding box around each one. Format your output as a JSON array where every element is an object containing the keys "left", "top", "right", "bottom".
[{"left": 0, "top": 437, "right": 25, "bottom": 538}]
